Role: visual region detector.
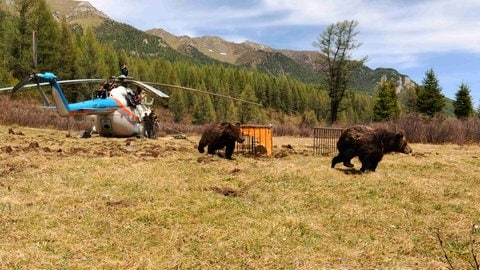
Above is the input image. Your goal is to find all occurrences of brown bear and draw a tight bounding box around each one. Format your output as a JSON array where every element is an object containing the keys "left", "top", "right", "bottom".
[
  {"left": 331, "top": 125, "right": 412, "bottom": 172},
  {"left": 198, "top": 122, "right": 245, "bottom": 159}
]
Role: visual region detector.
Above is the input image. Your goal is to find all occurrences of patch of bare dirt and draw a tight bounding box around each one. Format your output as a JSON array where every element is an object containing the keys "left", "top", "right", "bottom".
[
  {"left": 106, "top": 199, "right": 131, "bottom": 208},
  {"left": 209, "top": 186, "right": 242, "bottom": 197}
]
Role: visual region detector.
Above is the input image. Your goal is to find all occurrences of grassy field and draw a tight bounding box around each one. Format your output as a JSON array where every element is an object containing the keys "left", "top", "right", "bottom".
[{"left": 1, "top": 125, "right": 480, "bottom": 269}]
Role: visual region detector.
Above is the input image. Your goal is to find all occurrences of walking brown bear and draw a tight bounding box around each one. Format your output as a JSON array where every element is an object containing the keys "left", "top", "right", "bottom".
[
  {"left": 198, "top": 122, "right": 245, "bottom": 159},
  {"left": 331, "top": 125, "right": 412, "bottom": 172}
]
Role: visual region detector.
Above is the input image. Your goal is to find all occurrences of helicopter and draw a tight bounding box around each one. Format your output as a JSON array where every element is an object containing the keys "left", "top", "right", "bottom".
[{"left": 0, "top": 71, "right": 171, "bottom": 137}]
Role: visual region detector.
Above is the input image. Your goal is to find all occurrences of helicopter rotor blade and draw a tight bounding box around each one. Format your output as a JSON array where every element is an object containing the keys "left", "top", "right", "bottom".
[
  {"left": 11, "top": 75, "right": 34, "bottom": 96},
  {"left": 56, "top": 78, "right": 106, "bottom": 85},
  {"left": 129, "top": 80, "right": 169, "bottom": 100},
  {"left": 143, "top": 82, "right": 263, "bottom": 106},
  {"left": 9, "top": 73, "right": 50, "bottom": 106},
  {"left": 1, "top": 78, "right": 106, "bottom": 93}
]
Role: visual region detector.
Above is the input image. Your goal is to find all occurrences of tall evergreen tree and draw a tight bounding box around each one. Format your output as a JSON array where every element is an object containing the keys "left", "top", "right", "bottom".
[
  {"left": 11, "top": 0, "right": 36, "bottom": 77},
  {"left": 80, "top": 27, "right": 104, "bottom": 78},
  {"left": 416, "top": 68, "right": 445, "bottom": 117},
  {"left": 118, "top": 49, "right": 129, "bottom": 72},
  {"left": 0, "top": 2, "right": 15, "bottom": 84},
  {"left": 453, "top": 83, "right": 474, "bottom": 119},
  {"left": 34, "top": 0, "right": 60, "bottom": 72},
  {"left": 191, "top": 82, "right": 216, "bottom": 124},
  {"left": 226, "top": 99, "right": 238, "bottom": 122},
  {"left": 101, "top": 43, "right": 119, "bottom": 77},
  {"left": 477, "top": 100, "right": 480, "bottom": 118},
  {"left": 373, "top": 80, "right": 399, "bottom": 121},
  {"left": 57, "top": 16, "right": 77, "bottom": 79},
  {"left": 169, "top": 90, "right": 187, "bottom": 123},
  {"left": 238, "top": 84, "right": 259, "bottom": 124},
  {"left": 398, "top": 84, "right": 417, "bottom": 114},
  {"left": 192, "top": 94, "right": 216, "bottom": 124}
]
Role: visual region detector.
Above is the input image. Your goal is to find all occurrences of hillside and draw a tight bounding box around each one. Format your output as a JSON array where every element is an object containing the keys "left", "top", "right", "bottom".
[{"left": 47, "top": 0, "right": 107, "bottom": 29}]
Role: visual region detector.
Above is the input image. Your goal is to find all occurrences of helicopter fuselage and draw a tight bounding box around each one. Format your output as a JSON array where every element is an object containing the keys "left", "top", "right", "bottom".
[
  {"left": 89, "top": 110, "right": 142, "bottom": 137},
  {"left": 39, "top": 72, "right": 153, "bottom": 137}
]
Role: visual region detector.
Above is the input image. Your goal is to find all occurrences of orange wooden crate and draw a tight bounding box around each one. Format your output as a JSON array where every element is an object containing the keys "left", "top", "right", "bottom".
[{"left": 238, "top": 125, "right": 273, "bottom": 157}]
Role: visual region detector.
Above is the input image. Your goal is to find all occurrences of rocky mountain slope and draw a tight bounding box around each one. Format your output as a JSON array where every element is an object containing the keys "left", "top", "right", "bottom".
[
  {"left": 42, "top": 0, "right": 414, "bottom": 93},
  {"left": 147, "top": 28, "right": 415, "bottom": 92}
]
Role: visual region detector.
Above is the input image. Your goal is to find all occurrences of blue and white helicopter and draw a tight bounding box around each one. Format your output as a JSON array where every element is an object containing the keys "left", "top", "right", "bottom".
[{"left": 0, "top": 71, "right": 171, "bottom": 137}]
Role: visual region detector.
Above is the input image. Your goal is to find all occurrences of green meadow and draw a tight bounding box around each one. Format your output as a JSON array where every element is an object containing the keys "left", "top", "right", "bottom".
[{"left": 1, "top": 125, "right": 480, "bottom": 269}]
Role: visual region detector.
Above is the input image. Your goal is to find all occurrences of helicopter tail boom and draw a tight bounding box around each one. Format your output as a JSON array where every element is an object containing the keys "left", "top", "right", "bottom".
[{"left": 36, "top": 72, "right": 71, "bottom": 116}]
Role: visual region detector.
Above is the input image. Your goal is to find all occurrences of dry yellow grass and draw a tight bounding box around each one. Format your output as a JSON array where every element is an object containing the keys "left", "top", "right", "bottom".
[{"left": 1, "top": 125, "right": 480, "bottom": 269}]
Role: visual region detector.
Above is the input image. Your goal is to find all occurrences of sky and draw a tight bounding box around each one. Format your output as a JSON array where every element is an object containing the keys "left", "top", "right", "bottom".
[{"left": 87, "top": 0, "right": 480, "bottom": 107}]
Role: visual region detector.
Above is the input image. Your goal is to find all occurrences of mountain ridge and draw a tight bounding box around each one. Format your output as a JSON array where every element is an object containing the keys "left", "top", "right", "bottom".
[{"left": 43, "top": 0, "right": 415, "bottom": 93}]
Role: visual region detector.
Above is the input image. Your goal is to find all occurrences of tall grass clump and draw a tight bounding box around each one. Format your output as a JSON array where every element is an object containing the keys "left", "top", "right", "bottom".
[{"left": 0, "top": 96, "right": 88, "bottom": 130}]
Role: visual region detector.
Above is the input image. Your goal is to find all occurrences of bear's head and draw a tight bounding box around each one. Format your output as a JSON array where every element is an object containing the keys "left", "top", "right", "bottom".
[
  {"left": 394, "top": 130, "right": 412, "bottom": 154},
  {"left": 231, "top": 123, "right": 245, "bottom": 143}
]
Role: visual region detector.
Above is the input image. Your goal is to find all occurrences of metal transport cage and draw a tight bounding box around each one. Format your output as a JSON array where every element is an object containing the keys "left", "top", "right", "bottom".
[
  {"left": 237, "top": 125, "right": 273, "bottom": 157},
  {"left": 313, "top": 127, "right": 345, "bottom": 155}
]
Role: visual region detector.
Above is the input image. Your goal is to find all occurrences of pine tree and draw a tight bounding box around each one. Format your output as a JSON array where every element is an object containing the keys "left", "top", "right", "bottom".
[
  {"left": 477, "top": 101, "right": 480, "bottom": 118},
  {"left": 169, "top": 90, "right": 187, "bottom": 123},
  {"left": 416, "top": 69, "right": 445, "bottom": 116},
  {"left": 238, "top": 84, "right": 259, "bottom": 124},
  {"left": 34, "top": 0, "right": 60, "bottom": 72},
  {"left": 191, "top": 82, "right": 216, "bottom": 124},
  {"left": 57, "top": 16, "right": 77, "bottom": 79},
  {"left": 398, "top": 84, "right": 417, "bottom": 113},
  {"left": 373, "top": 80, "right": 399, "bottom": 121},
  {"left": 101, "top": 44, "right": 119, "bottom": 77},
  {"left": 226, "top": 100, "right": 238, "bottom": 122},
  {"left": 11, "top": 0, "right": 36, "bottom": 77},
  {"left": 192, "top": 94, "right": 216, "bottom": 124},
  {"left": 118, "top": 49, "right": 129, "bottom": 73},
  {"left": 0, "top": 2, "right": 14, "bottom": 84},
  {"left": 453, "top": 83, "right": 474, "bottom": 119}
]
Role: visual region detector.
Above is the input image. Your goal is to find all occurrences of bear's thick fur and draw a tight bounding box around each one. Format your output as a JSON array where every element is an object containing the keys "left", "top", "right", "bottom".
[
  {"left": 198, "top": 122, "right": 245, "bottom": 159},
  {"left": 331, "top": 125, "right": 412, "bottom": 172}
]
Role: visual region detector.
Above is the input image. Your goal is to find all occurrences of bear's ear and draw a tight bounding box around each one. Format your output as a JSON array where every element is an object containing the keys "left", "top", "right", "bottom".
[
  {"left": 235, "top": 122, "right": 241, "bottom": 127},
  {"left": 395, "top": 130, "right": 406, "bottom": 139}
]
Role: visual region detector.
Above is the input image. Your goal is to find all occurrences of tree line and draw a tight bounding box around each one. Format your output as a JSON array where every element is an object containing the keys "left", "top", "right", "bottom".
[{"left": 0, "top": 1, "right": 477, "bottom": 128}]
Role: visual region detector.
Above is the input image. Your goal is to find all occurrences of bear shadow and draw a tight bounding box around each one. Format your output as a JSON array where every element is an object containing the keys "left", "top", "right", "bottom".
[{"left": 335, "top": 168, "right": 364, "bottom": 175}]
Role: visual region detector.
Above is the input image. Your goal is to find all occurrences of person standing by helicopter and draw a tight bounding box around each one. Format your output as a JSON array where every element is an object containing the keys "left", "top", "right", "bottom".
[
  {"left": 96, "top": 84, "right": 105, "bottom": 98},
  {"left": 121, "top": 64, "right": 128, "bottom": 77},
  {"left": 99, "top": 81, "right": 110, "bottom": 98},
  {"left": 142, "top": 112, "right": 159, "bottom": 139},
  {"left": 143, "top": 113, "right": 152, "bottom": 138}
]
